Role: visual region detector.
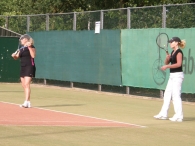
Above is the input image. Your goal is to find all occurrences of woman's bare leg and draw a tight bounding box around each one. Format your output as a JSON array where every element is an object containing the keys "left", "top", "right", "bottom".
[
  {"left": 20, "top": 77, "right": 32, "bottom": 107},
  {"left": 23, "top": 77, "right": 32, "bottom": 101}
]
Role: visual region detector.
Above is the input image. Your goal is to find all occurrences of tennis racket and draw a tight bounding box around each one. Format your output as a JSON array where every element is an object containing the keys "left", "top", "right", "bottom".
[
  {"left": 156, "top": 33, "right": 169, "bottom": 55},
  {"left": 13, "top": 40, "right": 23, "bottom": 55}
]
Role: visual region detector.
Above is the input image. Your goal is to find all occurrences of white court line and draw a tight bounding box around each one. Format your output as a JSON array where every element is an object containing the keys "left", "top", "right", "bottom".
[
  {"left": 0, "top": 120, "right": 129, "bottom": 123},
  {"left": 0, "top": 101, "right": 146, "bottom": 128}
]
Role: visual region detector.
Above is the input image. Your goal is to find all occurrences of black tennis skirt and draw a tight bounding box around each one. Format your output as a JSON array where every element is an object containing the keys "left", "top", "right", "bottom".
[{"left": 20, "top": 65, "right": 36, "bottom": 77}]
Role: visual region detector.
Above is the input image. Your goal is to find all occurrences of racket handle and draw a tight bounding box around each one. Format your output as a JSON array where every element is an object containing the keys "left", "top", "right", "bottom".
[
  {"left": 166, "top": 51, "right": 169, "bottom": 55},
  {"left": 14, "top": 49, "right": 19, "bottom": 55}
]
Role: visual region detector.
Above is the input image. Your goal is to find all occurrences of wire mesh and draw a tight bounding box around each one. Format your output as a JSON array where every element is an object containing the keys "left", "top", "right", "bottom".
[
  {"left": 76, "top": 11, "right": 100, "bottom": 30},
  {"left": 0, "top": 3, "right": 195, "bottom": 33},
  {"left": 103, "top": 9, "right": 127, "bottom": 29},
  {"left": 166, "top": 4, "right": 195, "bottom": 28},
  {"left": 130, "top": 6, "right": 162, "bottom": 29},
  {"left": 29, "top": 15, "right": 47, "bottom": 32},
  {"left": 49, "top": 13, "right": 74, "bottom": 31},
  {"left": 0, "top": 16, "right": 6, "bottom": 28},
  {"left": 6, "top": 16, "right": 27, "bottom": 34}
]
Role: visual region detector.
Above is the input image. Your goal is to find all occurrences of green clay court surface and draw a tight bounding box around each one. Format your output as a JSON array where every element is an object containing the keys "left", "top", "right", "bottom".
[{"left": 0, "top": 83, "right": 195, "bottom": 146}]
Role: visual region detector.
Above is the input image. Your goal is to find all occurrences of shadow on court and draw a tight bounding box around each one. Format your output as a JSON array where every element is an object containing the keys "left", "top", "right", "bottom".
[
  {"left": 36, "top": 104, "right": 85, "bottom": 108},
  {"left": 0, "top": 127, "right": 110, "bottom": 139},
  {"left": 0, "top": 91, "right": 22, "bottom": 92},
  {"left": 183, "top": 117, "right": 195, "bottom": 122}
]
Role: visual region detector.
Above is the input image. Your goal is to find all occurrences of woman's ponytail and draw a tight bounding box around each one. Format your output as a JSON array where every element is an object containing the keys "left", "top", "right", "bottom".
[{"left": 179, "top": 40, "right": 186, "bottom": 49}]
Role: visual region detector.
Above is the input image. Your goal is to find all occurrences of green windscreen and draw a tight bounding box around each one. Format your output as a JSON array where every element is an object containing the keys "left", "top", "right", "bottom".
[
  {"left": 0, "top": 37, "right": 20, "bottom": 82},
  {"left": 121, "top": 28, "right": 195, "bottom": 93},
  {"left": 27, "top": 28, "right": 195, "bottom": 93},
  {"left": 29, "top": 30, "right": 122, "bottom": 86}
]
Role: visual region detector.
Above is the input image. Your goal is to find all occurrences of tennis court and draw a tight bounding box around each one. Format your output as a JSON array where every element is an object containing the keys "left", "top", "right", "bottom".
[
  {"left": 0, "top": 83, "right": 195, "bottom": 146},
  {"left": 0, "top": 101, "right": 143, "bottom": 127}
]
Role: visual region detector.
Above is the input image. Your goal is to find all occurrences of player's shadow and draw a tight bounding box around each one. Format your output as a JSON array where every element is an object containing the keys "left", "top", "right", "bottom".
[
  {"left": 36, "top": 104, "right": 85, "bottom": 107},
  {"left": 0, "top": 127, "right": 110, "bottom": 139},
  {"left": 183, "top": 117, "right": 195, "bottom": 121},
  {"left": 0, "top": 91, "right": 22, "bottom": 92}
]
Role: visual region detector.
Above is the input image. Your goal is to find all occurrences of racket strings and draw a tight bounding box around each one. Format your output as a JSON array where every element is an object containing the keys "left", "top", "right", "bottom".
[{"left": 157, "top": 34, "right": 168, "bottom": 49}]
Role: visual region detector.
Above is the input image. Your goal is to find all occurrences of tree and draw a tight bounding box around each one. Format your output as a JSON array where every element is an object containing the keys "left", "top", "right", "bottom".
[
  {"left": 1, "top": 0, "right": 195, "bottom": 15},
  {"left": 0, "top": 0, "right": 194, "bottom": 33}
]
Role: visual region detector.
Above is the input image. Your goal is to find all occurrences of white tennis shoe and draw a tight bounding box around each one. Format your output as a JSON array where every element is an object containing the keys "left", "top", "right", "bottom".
[
  {"left": 28, "top": 102, "right": 31, "bottom": 108},
  {"left": 20, "top": 101, "right": 31, "bottom": 108},
  {"left": 20, "top": 103, "right": 28, "bottom": 108},
  {"left": 153, "top": 114, "right": 167, "bottom": 120},
  {"left": 169, "top": 117, "right": 183, "bottom": 122}
]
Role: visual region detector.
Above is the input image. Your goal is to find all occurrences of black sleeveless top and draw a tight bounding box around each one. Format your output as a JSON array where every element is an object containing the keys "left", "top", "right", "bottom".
[
  {"left": 19, "top": 46, "right": 35, "bottom": 67},
  {"left": 170, "top": 49, "right": 183, "bottom": 73}
]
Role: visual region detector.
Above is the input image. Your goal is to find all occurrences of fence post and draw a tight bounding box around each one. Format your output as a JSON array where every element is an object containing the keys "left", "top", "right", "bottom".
[
  {"left": 44, "top": 79, "right": 47, "bottom": 85},
  {"left": 159, "top": 5, "right": 167, "bottom": 97},
  {"left": 27, "top": 16, "right": 30, "bottom": 32},
  {"left": 100, "top": 10, "right": 104, "bottom": 29},
  {"left": 73, "top": 12, "right": 76, "bottom": 31},
  {"left": 5, "top": 16, "right": 9, "bottom": 29},
  {"left": 70, "top": 82, "right": 74, "bottom": 88},
  {"left": 46, "top": 14, "right": 49, "bottom": 31},
  {"left": 127, "top": 7, "right": 131, "bottom": 29},
  {"left": 98, "top": 84, "right": 102, "bottom": 91},
  {"left": 88, "top": 20, "right": 90, "bottom": 30},
  {"left": 162, "top": 5, "right": 166, "bottom": 28},
  {"left": 126, "top": 86, "right": 130, "bottom": 94},
  {"left": 160, "top": 90, "right": 164, "bottom": 98}
]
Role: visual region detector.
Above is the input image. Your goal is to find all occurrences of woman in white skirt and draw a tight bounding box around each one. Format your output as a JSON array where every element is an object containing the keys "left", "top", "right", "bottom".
[{"left": 154, "top": 36, "right": 186, "bottom": 122}]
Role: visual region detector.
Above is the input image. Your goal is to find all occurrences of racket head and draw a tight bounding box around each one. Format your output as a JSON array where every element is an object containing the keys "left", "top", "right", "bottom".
[
  {"left": 19, "top": 34, "right": 31, "bottom": 41},
  {"left": 14, "top": 36, "right": 22, "bottom": 55},
  {"left": 156, "top": 33, "right": 169, "bottom": 49}
]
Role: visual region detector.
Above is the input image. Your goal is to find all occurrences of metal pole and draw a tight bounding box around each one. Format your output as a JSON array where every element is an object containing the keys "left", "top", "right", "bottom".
[
  {"left": 73, "top": 12, "right": 76, "bottom": 31},
  {"left": 100, "top": 10, "right": 104, "bottom": 29},
  {"left": 46, "top": 14, "right": 49, "bottom": 31},
  {"left": 126, "top": 86, "right": 130, "bottom": 94},
  {"left": 160, "top": 90, "right": 164, "bottom": 98},
  {"left": 70, "top": 82, "right": 74, "bottom": 88},
  {"left": 127, "top": 7, "right": 131, "bottom": 29},
  {"left": 88, "top": 20, "right": 90, "bottom": 30},
  {"left": 160, "top": 5, "right": 167, "bottom": 97},
  {"left": 5, "top": 16, "right": 9, "bottom": 29},
  {"left": 98, "top": 85, "right": 102, "bottom": 91},
  {"left": 44, "top": 79, "right": 47, "bottom": 85},
  {"left": 27, "top": 16, "right": 30, "bottom": 32},
  {"left": 162, "top": 5, "right": 166, "bottom": 28}
]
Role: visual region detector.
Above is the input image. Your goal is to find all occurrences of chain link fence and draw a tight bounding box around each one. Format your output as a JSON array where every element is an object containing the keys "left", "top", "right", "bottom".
[
  {"left": 1, "top": 3, "right": 195, "bottom": 99},
  {"left": 0, "top": 3, "right": 195, "bottom": 34}
]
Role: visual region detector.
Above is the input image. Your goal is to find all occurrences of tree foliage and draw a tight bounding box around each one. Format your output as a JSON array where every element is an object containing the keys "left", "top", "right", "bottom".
[
  {"left": 0, "top": 0, "right": 195, "bottom": 15},
  {"left": 0, "top": 0, "right": 195, "bottom": 33}
]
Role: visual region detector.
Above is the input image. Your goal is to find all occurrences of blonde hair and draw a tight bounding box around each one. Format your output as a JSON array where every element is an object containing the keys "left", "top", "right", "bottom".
[
  {"left": 24, "top": 37, "right": 34, "bottom": 47},
  {"left": 178, "top": 40, "right": 186, "bottom": 49},
  {"left": 29, "top": 37, "right": 34, "bottom": 45}
]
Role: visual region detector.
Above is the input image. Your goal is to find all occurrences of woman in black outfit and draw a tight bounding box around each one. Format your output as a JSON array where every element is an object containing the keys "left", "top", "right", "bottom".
[
  {"left": 11, "top": 34, "right": 36, "bottom": 108},
  {"left": 154, "top": 37, "right": 186, "bottom": 122}
]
